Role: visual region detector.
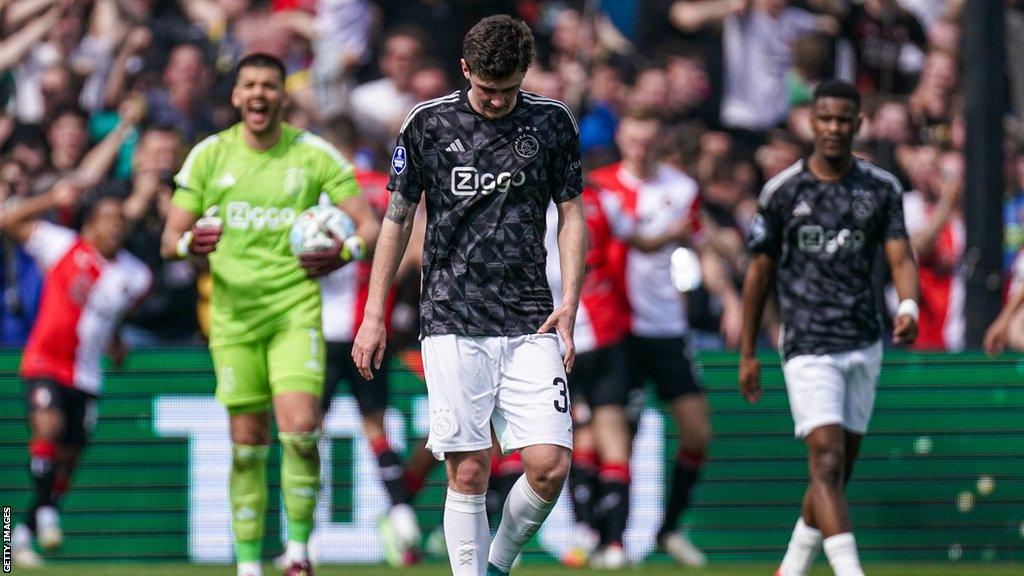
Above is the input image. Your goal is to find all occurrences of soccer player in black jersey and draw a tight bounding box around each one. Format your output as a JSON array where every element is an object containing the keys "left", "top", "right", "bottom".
[
  {"left": 740, "top": 80, "right": 919, "bottom": 576},
  {"left": 352, "top": 15, "right": 587, "bottom": 576}
]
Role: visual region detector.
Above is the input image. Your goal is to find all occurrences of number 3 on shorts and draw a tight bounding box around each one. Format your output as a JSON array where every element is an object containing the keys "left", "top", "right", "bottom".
[{"left": 553, "top": 377, "right": 569, "bottom": 413}]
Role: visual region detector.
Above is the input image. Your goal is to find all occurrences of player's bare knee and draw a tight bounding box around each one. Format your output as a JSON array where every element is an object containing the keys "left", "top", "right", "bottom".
[
  {"left": 682, "top": 425, "right": 712, "bottom": 454},
  {"left": 231, "top": 424, "right": 270, "bottom": 445},
  {"left": 279, "top": 414, "right": 319, "bottom": 434},
  {"left": 810, "top": 447, "right": 845, "bottom": 487},
  {"left": 31, "top": 425, "right": 62, "bottom": 442},
  {"left": 450, "top": 475, "right": 488, "bottom": 495},
  {"left": 448, "top": 452, "right": 490, "bottom": 494},
  {"left": 30, "top": 409, "right": 63, "bottom": 439},
  {"left": 525, "top": 452, "right": 570, "bottom": 500},
  {"left": 361, "top": 411, "right": 387, "bottom": 442}
]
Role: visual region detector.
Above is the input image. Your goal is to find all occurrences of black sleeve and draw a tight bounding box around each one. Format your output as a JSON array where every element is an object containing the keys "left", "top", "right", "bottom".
[
  {"left": 748, "top": 187, "right": 786, "bottom": 259},
  {"left": 550, "top": 108, "right": 582, "bottom": 203},
  {"left": 883, "top": 178, "right": 909, "bottom": 240},
  {"left": 386, "top": 115, "right": 425, "bottom": 204}
]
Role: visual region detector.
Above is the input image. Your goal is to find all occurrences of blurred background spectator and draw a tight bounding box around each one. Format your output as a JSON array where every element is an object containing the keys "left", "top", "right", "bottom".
[{"left": 0, "top": 0, "right": 1017, "bottom": 350}]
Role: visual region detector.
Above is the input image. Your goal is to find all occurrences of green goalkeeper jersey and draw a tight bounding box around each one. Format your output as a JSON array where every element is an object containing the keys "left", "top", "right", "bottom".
[{"left": 172, "top": 122, "right": 360, "bottom": 346}]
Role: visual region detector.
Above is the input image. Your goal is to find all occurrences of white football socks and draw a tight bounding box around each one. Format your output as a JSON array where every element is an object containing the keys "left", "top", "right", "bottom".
[
  {"left": 778, "top": 517, "right": 823, "bottom": 575},
  {"left": 823, "top": 532, "right": 866, "bottom": 576},
  {"left": 284, "top": 540, "right": 308, "bottom": 563},
  {"left": 444, "top": 489, "right": 490, "bottom": 576},
  {"left": 237, "top": 561, "right": 262, "bottom": 576},
  {"left": 487, "top": 474, "right": 557, "bottom": 572}
]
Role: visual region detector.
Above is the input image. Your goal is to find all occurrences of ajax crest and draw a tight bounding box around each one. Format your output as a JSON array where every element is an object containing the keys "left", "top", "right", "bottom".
[{"left": 514, "top": 134, "right": 540, "bottom": 159}]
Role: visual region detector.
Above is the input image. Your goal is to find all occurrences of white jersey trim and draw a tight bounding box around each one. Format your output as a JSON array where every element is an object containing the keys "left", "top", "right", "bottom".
[
  {"left": 174, "top": 134, "right": 221, "bottom": 192},
  {"left": 399, "top": 92, "right": 460, "bottom": 133},
  {"left": 758, "top": 159, "right": 804, "bottom": 208},
  {"left": 521, "top": 91, "right": 579, "bottom": 134},
  {"left": 24, "top": 221, "right": 77, "bottom": 271},
  {"left": 296, "top": 132, "right": 352, "bottom": 172},
  {"left": 857, "top": 159, "right": 904, "bottom": 195}
]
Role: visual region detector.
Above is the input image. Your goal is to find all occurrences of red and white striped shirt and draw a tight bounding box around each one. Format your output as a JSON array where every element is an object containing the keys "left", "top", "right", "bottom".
[
  {"left": 545, "top": 188, "right": 630, "bottom": 353},
  {"left": 903, "top": 190, "right": 965, "bottom": 351},
  {"left": 590, "top": 162, "right": 703, "bottom": 338},
  {"left": 20, "top": 222, "right": 152, "bottom": 395}
]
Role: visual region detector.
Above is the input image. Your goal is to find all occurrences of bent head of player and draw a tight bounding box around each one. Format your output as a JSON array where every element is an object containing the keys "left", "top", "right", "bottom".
[
  {"left": 78, "top": 194, "right": 125, "bottom": 259},
  {"left": 231, "top": 52, "right": 287, "bottom": 146},
  {"left": 460, "top": 15, "right": 534, "bottom": 119},
  {"left": 810, "top": 80, "right": 862, "bottom": 166}
]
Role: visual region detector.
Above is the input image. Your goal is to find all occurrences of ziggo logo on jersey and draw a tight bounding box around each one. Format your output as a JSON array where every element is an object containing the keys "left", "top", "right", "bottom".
[
  {"left": 450, "top": 167, "right": 526, "bottom": 196},
  {"left": 798, "top": 225, "right": 866, "bottom": 254},
  {"left": 224, "top": 201, "right": 298, "bottom": 230}
]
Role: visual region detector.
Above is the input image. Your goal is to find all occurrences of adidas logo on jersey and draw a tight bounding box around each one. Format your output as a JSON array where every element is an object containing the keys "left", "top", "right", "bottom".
[
  {"left": 445, "top": 139, "right": 466, "bottom": 153},
  {"left": 792, "top": 200, "right": 813, "bottom": 218},
  {"left": 217, "top": 172, "right": 237, "bottom": 188}
]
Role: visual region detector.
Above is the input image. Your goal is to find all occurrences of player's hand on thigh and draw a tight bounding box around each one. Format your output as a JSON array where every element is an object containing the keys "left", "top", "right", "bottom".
[
  {"left": 352, "top": 318, "right": 387, "bottom": 381},
  {"left": 538, "top": 306, "right": 577, "bottom": 373},
  {"left": 739, "top": 356, "right": 761, "bottom": 404}
]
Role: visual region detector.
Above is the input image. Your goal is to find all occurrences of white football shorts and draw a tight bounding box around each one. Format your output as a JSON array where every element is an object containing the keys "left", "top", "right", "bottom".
[
  {"left": 782, "top": 340, "right": 883, "bottom": 438},
  {"left": 421, "top": 333, "right": 574, "bottom": 460}
]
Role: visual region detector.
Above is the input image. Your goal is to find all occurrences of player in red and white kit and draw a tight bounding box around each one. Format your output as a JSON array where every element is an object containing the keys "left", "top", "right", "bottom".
[
  {"left": 6, "top": 182, "right": 151, "bottom": 567},
  {"left": 590, "top": 109, "right": 715, "bottom": 567},
  {"left": 316, "top": 118, "right": 433, "bottom": 565},
  {"left": 545, "top": 188, "right": 632, "bottom": 568}
]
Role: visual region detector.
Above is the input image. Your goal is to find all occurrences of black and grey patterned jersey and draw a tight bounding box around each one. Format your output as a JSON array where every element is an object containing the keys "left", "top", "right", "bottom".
[
  {"left": 388, "top": 89, "right": 583, "bottom": 337},
  {"left": 747, "top": 158, "right": 908, "bottom": 360}
]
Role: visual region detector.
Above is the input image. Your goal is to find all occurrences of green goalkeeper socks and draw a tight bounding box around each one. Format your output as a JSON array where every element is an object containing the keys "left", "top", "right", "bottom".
[
  {"left": 279, "top": 431, "right": 320, "bottom": 543},
  {"left": 231, "top": 444, "right": 269, "bottom": 563}
]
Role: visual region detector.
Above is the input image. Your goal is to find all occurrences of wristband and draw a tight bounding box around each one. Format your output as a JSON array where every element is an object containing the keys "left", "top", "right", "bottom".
[
  {"left": 175, "top": 231, "right": 193, "bottom": 259},
  {"left": 897, "top": 299, "right": 919, "bottom": 322},
  {"left": 341, "top": 236, "right": 366, "bottom": 262}
]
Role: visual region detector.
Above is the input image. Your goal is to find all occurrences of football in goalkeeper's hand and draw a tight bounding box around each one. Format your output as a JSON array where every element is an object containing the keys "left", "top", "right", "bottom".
[{"left": 289, "top": 205, "right": 356, "bottom": 256}]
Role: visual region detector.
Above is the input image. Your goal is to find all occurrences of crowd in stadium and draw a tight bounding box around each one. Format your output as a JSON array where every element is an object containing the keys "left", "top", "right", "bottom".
[{"left": 2, "top": 0, "right": 1022, "bottom": 352}]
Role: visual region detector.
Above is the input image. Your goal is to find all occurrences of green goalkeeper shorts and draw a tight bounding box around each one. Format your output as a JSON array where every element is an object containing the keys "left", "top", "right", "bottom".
[{"left": 210, "top": 326, "right": 326, "bottom": 414}]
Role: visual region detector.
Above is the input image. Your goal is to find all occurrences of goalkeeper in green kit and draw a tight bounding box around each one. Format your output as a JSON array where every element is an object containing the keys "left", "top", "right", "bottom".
[{"left": 161, "top": 53, "right": 380, "bottom": 576}]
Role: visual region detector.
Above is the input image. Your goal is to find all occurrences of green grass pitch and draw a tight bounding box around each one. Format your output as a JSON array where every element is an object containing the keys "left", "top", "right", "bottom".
[{"left": 26, "top": 563, "right": 1024, "bottom": 576}]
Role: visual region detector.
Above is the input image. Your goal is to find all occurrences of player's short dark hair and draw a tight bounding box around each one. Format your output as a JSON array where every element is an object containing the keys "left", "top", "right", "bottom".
[
  {"left": 76, "top": 190, "right": 124, "bottom": 231},
  {"left": 813, "top": 79, "right": 861, "bottom": 109},
  {"left": 236, "top": 52, "right": 287, "bottom": 85},
  {"left": 462, "top": 15, "right": 534, "bottom": 81}
]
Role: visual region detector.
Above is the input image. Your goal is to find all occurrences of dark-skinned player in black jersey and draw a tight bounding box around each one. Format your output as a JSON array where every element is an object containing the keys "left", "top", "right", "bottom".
[{"left": 740, "top": 80, "right": 919, "bottom": 576}]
